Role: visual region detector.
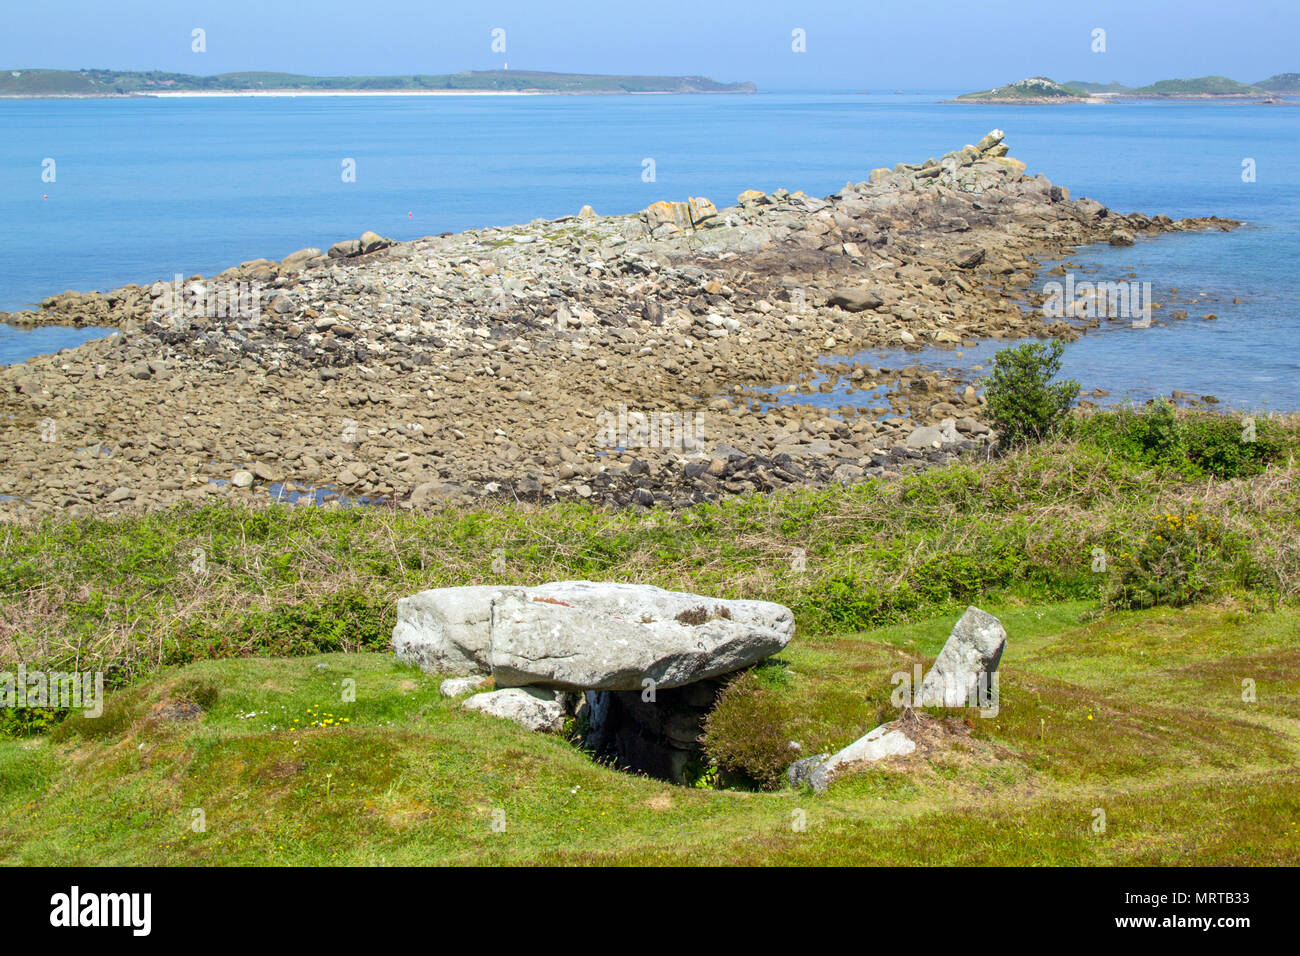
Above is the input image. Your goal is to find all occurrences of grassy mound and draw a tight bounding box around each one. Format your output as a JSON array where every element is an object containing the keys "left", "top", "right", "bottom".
[{"left": 1, "top": 602, "right": 1296, "bottom": 865}]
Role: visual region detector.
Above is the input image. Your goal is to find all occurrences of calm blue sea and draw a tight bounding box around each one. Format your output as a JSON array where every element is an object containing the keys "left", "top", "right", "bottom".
[{"left": 1, "top": 92, "right": 1297, "bottom": 409}]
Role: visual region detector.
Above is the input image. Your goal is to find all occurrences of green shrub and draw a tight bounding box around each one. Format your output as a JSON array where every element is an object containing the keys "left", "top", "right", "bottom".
[
  {"left": 169, "top": 589, "right": 393, "bottom": 665},
  {"left": 0, "top": 708, "right": 62, "bottom": 738},
  {"left": 1107, "top": 509, "right": 1234, "bottom": 609},
  {"left": 701, "top": 670, "right": 792, "bottom": 790},
  {"left": 984, "top": 341, "right": 1080, "bottom": 448},
  {"left": 1184, "top": 415, "right": 1287, "bottom": 479},
  {"left": 1074, "top": 403, "right": 1290, "bottom": 480}
]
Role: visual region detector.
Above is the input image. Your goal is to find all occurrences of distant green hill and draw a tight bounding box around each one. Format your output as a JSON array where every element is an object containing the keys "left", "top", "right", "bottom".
[
  {"left": 1062, "top": 80, "right": 1131, "bottom": 93},
  {"left": 0, "top": 68, "right": 756, "bottom": 96},
  {"left": 954, "top": 77, "right": 1086, "bottom": 102},
  {"left": 1256, "top": 73, "right": 1300, "bottom": 93},
  {"left": 1129, "top": 75, "right": 1265, "bottom": 95},
  {"left": 958, "top": 73, "right": 1292, "bottom": 102}
]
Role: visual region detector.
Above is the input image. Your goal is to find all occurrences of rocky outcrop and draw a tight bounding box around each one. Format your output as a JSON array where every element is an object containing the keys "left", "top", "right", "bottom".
[{"left": 0, "top": 132, "right": 1238, "bottom": 520}]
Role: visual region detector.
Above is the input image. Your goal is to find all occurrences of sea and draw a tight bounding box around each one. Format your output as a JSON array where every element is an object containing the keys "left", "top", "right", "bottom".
[{"left": 1, "top": 91, "right": 1297, "bottom": 411}]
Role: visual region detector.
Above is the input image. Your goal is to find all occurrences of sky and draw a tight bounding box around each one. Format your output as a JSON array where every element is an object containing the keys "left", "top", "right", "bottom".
[{"left": 1, "top": 0, "right": 1295, "bottom": 91}]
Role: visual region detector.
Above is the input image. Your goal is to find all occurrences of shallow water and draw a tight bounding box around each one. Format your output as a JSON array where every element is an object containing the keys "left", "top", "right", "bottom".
[
  {"left": 2, "top": 92, "right": 1297, "bottom": 406},
  {"left": 764, "top": 234, "right": 1298, "bottom": 415},
  {"left": 0, "top": 323, "right": 115, "bottom": 367}
]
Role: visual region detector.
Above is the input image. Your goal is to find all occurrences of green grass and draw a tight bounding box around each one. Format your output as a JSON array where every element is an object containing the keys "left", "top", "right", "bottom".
[
  {"left": 2, "top": 406, "right": 1297, "bottom": 863},
  {"left": 3, "top": 411, "right": 1297, "bottom": 694},
  {"left": 1, "top": 602, "right": 1296, "bottom": 865}
]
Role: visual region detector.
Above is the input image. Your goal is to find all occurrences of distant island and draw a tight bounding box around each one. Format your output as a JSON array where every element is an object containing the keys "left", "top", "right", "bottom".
[
  {"left": 952, "top": 74, "right": 1298, "bottom": 103},
  {"left": 0, "top": 68, "right": 756, "bottom": 97},
  {"left": 952, "top": 77, "right": 1096, "bottom": 104}
]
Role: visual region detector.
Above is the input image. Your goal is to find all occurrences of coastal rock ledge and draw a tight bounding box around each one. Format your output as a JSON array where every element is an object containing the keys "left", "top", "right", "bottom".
[{"left": 0, "top": 130, "right": 1238, "bottom": 521}]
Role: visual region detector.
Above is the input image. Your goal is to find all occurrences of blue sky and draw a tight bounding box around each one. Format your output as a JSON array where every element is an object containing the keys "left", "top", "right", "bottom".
[{"left": 2, "top": 0, "right": 1295, "bottom": 90}]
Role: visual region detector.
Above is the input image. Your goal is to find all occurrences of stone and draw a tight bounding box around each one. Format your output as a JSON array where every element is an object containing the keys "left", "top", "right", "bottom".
[
  {"left": 440, "top": 676, "right": 491, "bottom": 697},
  {"left": 917, "top": 606, "right": 1007, "bottom": 707},
  {"left": 826, "top": 288, "right": 883, "bottom": 313},
  {"left": 687, "top": 196, "right": 717, "bottom": 224},
  {"left": 1109, "top": 229, "right": 1136, "bottom": 246},
  {"left": 462, "top": 687, "right": 565, "bottom": 733},
  {"left": 327, "top": 239, "right": 362, "bottom": 258},
  {"left": 392, "top": 585, "right": 526, "bottom": 674},
  {"left": 786, "top": 753, "right": 832, "bottom": 788},
  {"left": 989, "top": 156, "right": 1027, "bottom": 177},
  {"left": 231, "top": 470, "right": 254, "bottom": 488},
  {"left": 975, "top": 129, "right": 1005, "bottom": 152},
  {"left": 279, "top": 248, "right": 321, "bottom": 272},
  {"left": 952, "top": 247, "right": 986, "bottom": 269},
  {"left": 904, "top": 425, "right": 946, "bottom": 449},
  {"left": 409, "top": 480, "right": 451, "bottom": 508},
  {"left": 645, "top": 201, "right": 687, "bottom": 230},
  {"left": 486, "top": 581, "right": 795, "bottom": 691},
  {"left": 359, "top": 231, "right": 390, "bottom": 254},
  {"left": 1075, "top": 197, "right": 1108, "bottom": 220},
  {"left": 805, "top": 723, "right": 917, "bottom": 792}
]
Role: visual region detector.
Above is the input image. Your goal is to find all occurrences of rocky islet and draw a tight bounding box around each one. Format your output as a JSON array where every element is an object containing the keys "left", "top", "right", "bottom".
[{"left": 0, "top": 130, "right": 1237, "bottom": 519}]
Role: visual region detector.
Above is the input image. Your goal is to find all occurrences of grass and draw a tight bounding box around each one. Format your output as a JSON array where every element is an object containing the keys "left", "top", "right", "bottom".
[
  {"left": 1, "top": 405, "right": 1297, "bottom": 863},
  {"left": 1, "top": 601, "right": 1296, "bottom": 865},
  {"left": 2, "top": 410, "right": 1298, "bottom": 694}
]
